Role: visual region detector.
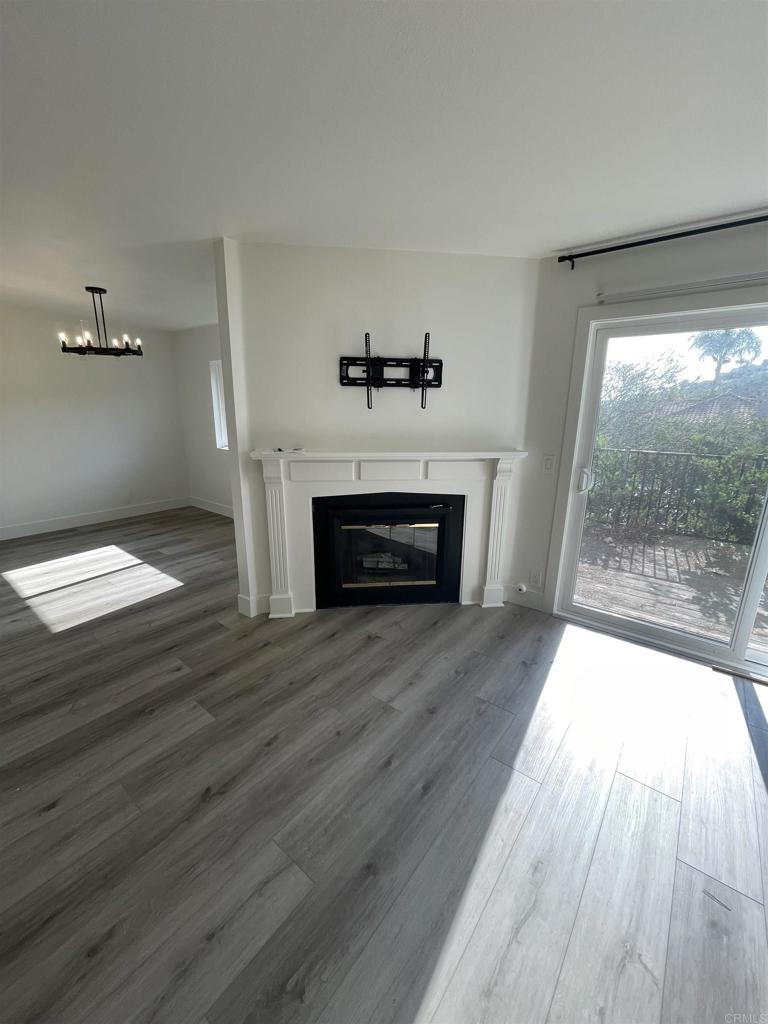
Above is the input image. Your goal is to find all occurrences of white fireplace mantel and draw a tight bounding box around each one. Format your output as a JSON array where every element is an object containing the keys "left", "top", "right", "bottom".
[
  {"left": 252, "top": 449, "right": 527, "bottom": 462},
  {"left": 251, "top": 448, "right": 527, "bottom": 617}
]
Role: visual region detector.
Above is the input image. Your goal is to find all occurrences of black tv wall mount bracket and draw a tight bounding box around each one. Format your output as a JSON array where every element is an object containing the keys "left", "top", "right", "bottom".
[{"left": 339, "top": 332, "right": 443, "bottom": 410}]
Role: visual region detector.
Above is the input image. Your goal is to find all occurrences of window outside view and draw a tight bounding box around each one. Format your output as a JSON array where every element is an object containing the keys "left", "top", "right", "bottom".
[{"left": 573, "top": 325, "right": 768, "bottom": 645}]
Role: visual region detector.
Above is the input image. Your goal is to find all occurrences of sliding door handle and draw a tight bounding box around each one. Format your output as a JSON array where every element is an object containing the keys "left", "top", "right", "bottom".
[{"left": 576, "top": 468, "right": 592, "bottom": 493}]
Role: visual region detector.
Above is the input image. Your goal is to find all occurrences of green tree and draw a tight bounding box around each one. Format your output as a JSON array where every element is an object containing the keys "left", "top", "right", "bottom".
[
  {"left": 589, "top": 355, "right": 768, "bottom": 544},
  {"left": 596, "top": 353, "right": 683, "bottom": 449},
  {"left": 690, "top": 328, "right": 762, "bottom": 385}
]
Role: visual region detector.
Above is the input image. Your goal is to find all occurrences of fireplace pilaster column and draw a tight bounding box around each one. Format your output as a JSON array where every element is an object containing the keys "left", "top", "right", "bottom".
[
  {"left": 262, "top": 456, "right": 294, "bottom": 618},
  {"left": 482, "top": 457, "right": 517, "bottom": 608}
]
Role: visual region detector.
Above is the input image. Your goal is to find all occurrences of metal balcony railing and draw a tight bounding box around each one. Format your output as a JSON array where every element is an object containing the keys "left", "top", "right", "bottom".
[{"left": 585, "top": 448, "right": 768, "bottom": 544}]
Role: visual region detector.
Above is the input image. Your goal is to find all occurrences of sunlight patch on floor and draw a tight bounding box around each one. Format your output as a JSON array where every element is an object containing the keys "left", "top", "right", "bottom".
[
  {"left": 2, "top": 545, "right": 140, "bottom": 598},
  {"left": 411, "top": 623, "right": 712, "bottom": 1024},
  {"left": 2, "top": 546, "right": 182, "bottom": 632}
]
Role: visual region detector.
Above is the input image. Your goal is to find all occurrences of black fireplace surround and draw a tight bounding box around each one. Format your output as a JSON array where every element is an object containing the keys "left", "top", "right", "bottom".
[{"left": 312, "top": 492, "right": 465, "bottom": 608}]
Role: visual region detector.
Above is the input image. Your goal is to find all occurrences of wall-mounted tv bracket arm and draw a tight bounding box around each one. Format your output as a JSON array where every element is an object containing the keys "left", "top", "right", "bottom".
[
  {"left": 365, "top": 331, "right": 373, "bottom": 410},
  {"left": 339, "top": 332, "right": 443, "bottom": 410},
  {"left": 420, "top": 332, "right": 430, "bottom": 409}
]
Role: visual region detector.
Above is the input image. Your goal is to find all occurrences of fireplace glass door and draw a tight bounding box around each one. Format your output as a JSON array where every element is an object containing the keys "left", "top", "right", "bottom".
[
  {"left": 340, "top": 522, "right": 439, "bottom": 589},
  {"left": 312, "top": 492, "right": 464, "bottom": 608}
]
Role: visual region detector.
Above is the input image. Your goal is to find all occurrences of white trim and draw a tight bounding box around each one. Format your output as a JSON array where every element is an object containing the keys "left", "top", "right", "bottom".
[
  {"left": 728, "top": 484, "right": 768, "bottom": 660},
  {"left": 1, "top": 496, "right": 237, "bottom": 540},
  {"left": 481, "top": 585, "right": 505, "bottom": 608},
  {"left": 556, "top": 605, "right": 762, "bottom": 680},
  {"left": 745, "top": 644, "right": 768, "bottom": 670},
  {"left": 209, "top": 359, "right": 229, "bottom": 450},
  {"left": 214, "top": 237, "right": 263, "bottom": 620},
  {"left": 267, "top": 594, "right": 295, "bottom": 618},
  {"left": 188, "top": 496, "right": 234, "bottom": 519},
  {"left": 503, "top": 584, "right": 546, "bottom": 611},
  {"left": 262, "top": 456, "right": 294, "bottom": 618},
  {"left": 238, "top": 592, "right": 270, "bottom": 616},
  {"left": 252, "top": 449, "right": 526, "bottom": 462},
  {"left": 482, "top": 457, "right": 518, "bottom": 607},
  {"left": 0, "top": 497, "right": 189, "bottom": 540},
  {"left": 559, "top": 602, "right": 735, "bottom": 668},
  {"left": 596, "top": 272, "right": 768, "bottom": 306}
]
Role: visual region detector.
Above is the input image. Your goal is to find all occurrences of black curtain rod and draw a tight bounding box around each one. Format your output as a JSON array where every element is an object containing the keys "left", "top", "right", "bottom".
[{"left": 558, "top": 213, "right": 768, "bottom": 269}]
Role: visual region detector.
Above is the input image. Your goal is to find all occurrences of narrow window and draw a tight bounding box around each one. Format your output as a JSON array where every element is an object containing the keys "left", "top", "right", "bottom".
[{"left": 209, "top": 360, "right": 229, "bottom": 450}]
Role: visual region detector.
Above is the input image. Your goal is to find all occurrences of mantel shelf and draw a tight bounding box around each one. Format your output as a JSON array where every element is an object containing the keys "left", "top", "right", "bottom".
[{"left": 251, "top": 449, "right": 528, "bottom": 461}]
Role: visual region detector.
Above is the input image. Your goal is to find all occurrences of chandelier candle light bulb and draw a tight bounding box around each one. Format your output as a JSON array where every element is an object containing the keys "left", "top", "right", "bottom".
[{"left": 57, "top": 286, "right": 143, "bottom": 358}]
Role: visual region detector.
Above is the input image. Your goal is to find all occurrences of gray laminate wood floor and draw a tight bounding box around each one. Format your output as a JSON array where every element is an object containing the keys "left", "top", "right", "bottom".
[{"left": 1, "top": 509, "right": 767, "bottom": 1024}]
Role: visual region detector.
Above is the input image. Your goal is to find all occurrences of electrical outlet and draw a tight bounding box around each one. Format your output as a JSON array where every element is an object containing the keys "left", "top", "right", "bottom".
[
  {"left": 542, "top": 454, "right": 556, "bottom": 475},
  {"left": 529, "top": 569, "right": 543, "bottom": 590}
]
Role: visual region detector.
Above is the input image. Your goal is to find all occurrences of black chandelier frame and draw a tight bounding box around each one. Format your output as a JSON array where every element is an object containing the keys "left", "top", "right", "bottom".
[{"left": 59, "top": 286, "right": 143, "bottom": 357}]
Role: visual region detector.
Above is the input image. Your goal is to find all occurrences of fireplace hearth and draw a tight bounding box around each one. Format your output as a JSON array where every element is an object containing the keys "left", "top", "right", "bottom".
[{"left": 312, "top": 492, "right": 464, "bottom": 607}]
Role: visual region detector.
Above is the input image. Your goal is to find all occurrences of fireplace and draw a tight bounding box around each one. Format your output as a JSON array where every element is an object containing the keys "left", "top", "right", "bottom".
[
  {"left": 312, "top": 492, "right": 465, "bottom": 607},
  {"left": 254, "top": 449, "right": 526, "bottom": 617}
]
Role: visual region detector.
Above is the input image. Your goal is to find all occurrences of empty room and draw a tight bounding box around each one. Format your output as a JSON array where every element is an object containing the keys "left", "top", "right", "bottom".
[{"left": 1, "top": 3, "right": 767, "bottom": 1023}]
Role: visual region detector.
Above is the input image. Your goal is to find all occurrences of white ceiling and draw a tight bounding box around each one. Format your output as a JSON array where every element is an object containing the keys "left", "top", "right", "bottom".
[{"left": 1, "top": 1, "right": 766, "bottom": 329}]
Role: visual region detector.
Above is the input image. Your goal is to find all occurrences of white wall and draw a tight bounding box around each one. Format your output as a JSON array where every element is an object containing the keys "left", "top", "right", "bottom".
[
  {"left": 172, "top": 323, "right": 233, "bottom": 517},
  {"left": 239, "top": 243, "right": 540, "bottom": 450},
  {"left": 220, "top": 241, "right": 540, "bottom": 607},
  {"left": 0, "top": 301, "right": 188, "bottom": 537}
]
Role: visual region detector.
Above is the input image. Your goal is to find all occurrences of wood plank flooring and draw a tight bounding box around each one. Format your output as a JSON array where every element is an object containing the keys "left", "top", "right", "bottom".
[{"left": 1, "top": 509, "right": 767, "bottom": 1024}]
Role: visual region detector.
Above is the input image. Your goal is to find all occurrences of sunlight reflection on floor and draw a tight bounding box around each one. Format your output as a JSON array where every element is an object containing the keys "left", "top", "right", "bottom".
[
  {"left": 1, "top": 545, "right": 183, "bottom": 632},
  {"left": 410, "top": 624, "right": 709, "bottom": 1024}
]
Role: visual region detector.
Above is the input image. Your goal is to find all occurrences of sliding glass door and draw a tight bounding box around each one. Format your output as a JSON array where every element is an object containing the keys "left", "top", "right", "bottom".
[
  {"left": 557, "top": 302, "right": 768, "bottom": 670},
  {"left": 748, "top": 579, "right": 768, "bottom": 658}
]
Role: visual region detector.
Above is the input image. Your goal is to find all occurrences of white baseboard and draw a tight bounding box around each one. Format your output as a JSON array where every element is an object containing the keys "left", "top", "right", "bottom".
[
  {"left": 0, "top": 498, "right": 190, "bottom": 541},
  {"left": 269, "top": 593, "right": 295, "bottom": 618},
  {"left": 481, "top": 583, "right": 505, "bottom": 608},
  {"left": 503, "top": 584, "right": 548, "bottom": 612},
  {"left": 244, "top": 591, "right": 548, "bottom": 618},
  {"left": 0, "top": 495, "right": 236, "bottom": 541},
  {"left": 237, "top": 592, "right": 270, "bottom": 617},
  {"left": 189, "top": 496, "right": 234, "bottom": 519}
]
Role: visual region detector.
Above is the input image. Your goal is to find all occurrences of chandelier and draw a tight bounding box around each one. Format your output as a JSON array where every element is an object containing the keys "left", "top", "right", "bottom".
[{"left": 57, "top": 286, "right": 143, "bottom": 357}]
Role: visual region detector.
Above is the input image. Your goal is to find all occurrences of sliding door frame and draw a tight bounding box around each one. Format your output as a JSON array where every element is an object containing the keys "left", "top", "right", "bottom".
[{"left": 549, "top": 286, "right": 768, "bottom": 674}]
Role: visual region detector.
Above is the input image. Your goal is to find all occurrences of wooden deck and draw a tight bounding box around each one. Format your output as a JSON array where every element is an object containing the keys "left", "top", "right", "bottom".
[{"left": 576, "top": 526, "right": 768, "bottom": 646}]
